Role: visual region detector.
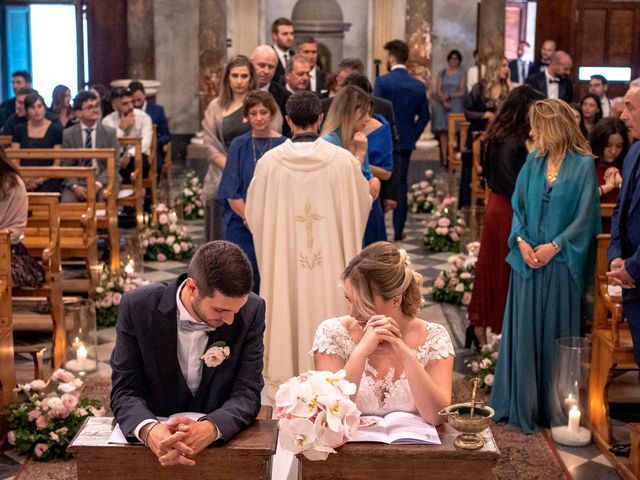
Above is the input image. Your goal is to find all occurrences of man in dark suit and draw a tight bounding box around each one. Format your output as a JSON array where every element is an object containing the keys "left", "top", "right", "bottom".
[
  {"left": 0, "top": 70, "right": 32, "bottom": 129},
  {"left": 508, "top": 41, "right": 534, "bottom": 84},
  {"left": 251, "top": 45, "right": 292, "bottom": 137},
  {"left": 531, "top": 39, "right": 556, "bottom": 73},
  {"left": 607, "top": 81, "right": 640, "bottom": 368},
  {"left": 295, "top": 35, "right": 325, "bottom": 97},
  {"left": 61, "top": 91, "right": 120, "bottom": 202},
  {"left": 111, "top": 241, "right": 265, "bottom": 467},
  {"left": 524, "top": 51, "right": 574, "bottom": 103},
  {"left": 374, "top": 40, "right": 430, "bottom": 241},
  {"left": 271, "top": 17, "right": 295, "bottom": 85},
  {"left": 129, "top": 81, "right": 171, "bottom": 180}
]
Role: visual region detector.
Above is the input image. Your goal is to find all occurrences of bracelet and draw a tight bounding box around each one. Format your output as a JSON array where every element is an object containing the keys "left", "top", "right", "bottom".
[
  {"left": 143, "top": 422, "right": 161, "bottom": 447},
  {"left": 516, "top": 235, "right": 524, "bottom": 244}
]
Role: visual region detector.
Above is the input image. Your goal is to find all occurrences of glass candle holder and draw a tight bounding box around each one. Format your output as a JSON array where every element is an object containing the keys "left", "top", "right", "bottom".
[{"left": 64, "top": 300, "right": 98, "bottom": 375}]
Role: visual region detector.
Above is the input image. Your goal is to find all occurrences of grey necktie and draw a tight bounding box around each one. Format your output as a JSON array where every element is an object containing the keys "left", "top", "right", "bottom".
[{"left": 85, "top": 128, "right": 93, "bottom": 148}]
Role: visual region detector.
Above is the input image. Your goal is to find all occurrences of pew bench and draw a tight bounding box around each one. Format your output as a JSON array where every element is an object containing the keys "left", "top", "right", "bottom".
[{"left": 0, "top": 230, "right": 16, "bottom": 408}]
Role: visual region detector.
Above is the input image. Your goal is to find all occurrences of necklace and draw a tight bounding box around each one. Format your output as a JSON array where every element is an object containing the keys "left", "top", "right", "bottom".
[
  {"left": 252, "top": 137, "right": 273, "bottom": 164},
  {"left": 547, "top": 157, "right": 563, "bottom": 184}
]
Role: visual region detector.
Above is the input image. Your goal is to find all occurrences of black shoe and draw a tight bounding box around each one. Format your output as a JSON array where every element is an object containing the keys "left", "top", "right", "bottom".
[
  {"left": 465, "top": 325, "right": 480, "bottom": 350},
  {"left": 610, "top": 444, "right": 630, "bottom": 457},
  {"left": 394, "top": 233, "right": 404, "bottom": 242}
]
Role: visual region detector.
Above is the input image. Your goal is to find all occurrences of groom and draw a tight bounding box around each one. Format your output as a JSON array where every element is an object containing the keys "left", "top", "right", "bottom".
[{"left": 110, "top": 241, "right": 265, "bottom": 466}]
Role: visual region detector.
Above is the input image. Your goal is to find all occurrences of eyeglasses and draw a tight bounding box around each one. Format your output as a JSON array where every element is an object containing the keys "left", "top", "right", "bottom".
[{"left": 82, "top": 104, "right": 100, "bottom": 111}]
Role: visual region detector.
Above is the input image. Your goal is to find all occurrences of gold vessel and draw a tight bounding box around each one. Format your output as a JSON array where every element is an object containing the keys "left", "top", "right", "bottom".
[{"left": 439, "top": 402, "right": 494, "bottom": 449}]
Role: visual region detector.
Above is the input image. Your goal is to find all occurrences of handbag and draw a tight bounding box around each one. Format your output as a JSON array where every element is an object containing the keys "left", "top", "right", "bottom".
[{"left": 11, "top": 242, "right": 45, "bottom": 288}]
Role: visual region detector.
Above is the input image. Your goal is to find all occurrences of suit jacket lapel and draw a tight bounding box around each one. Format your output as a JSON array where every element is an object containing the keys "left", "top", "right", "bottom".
[{"left": 193, "top": 320, "right": 236, "bottom": 401}]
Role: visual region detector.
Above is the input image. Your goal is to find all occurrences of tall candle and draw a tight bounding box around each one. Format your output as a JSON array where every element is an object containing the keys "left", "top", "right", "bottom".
[
  {"left": 564, "top": 393, "right": 577, "bottom": 409},
  {"left": 568, "top": 405, "right": 581, "bottom": 434},
  {"left": 77, "top": 344, "right": 88, "bottom": 370}
]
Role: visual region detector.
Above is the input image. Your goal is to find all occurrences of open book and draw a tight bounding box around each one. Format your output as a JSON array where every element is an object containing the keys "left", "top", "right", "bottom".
[
  {"left": 348, "top": 411, "right": 441, "bottom": 445},
  {"left": 108, "top": 412, "right": 204, "bottom": 445}
]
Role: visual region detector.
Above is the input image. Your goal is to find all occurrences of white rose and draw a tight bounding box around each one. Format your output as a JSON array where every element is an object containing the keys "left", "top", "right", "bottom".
[
  {"left": 471, "top": 361, "right": 479, "bottom": 373},
  {"left": 95, "top": 286, "right": 104, "bottom": 294},
  {"left": 183, "top": 188, "right": 193, "bottom": 196},
  {"left": 460, "top": 272, "right": 472, "bottom": 280},
  {"left": 172, "top": 243, "right": 182, "bottom": 254},
  {"left": 201, "top": 345, "right": 230, "bottom": 367},
  {"left": 454, "top": 283, "right": 465, "bottom": 292},
  {"left": 106, "top": 281, "right": 114, "bottom": 290},
  {"left": 30, "top": 379, "right": 46, "bottom": 390},
  {"left": 484, "top": 374, "right": 494, "bottom": 386},
  {"left": 169, "top": 223, "right": 178, "bottom": 232},
  {"left": 480, "top": 358, "right": 492, "bottom": 369},
  {"left": 166, "top": 235, "right": 176, "bottom": 246}
]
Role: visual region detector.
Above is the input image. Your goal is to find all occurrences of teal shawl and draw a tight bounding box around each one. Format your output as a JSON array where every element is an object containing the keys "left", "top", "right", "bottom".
[{"left": 507, "top": 150, "right": 601, "bottom": 292}]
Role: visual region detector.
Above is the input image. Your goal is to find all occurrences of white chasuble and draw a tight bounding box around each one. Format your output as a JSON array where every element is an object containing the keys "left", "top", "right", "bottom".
[{"left": 246, "top": 138, "right": 371, "bottom": 395}]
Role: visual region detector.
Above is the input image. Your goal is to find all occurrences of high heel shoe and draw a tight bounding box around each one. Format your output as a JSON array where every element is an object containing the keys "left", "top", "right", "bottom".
[{"left": 465, "top": 325, "right": 480, "bottom": 350}]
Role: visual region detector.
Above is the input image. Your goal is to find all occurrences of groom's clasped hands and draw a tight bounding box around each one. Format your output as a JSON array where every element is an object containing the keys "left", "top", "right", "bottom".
[{"left": 147, "top": 417, "right": 217, "bottom": 467}]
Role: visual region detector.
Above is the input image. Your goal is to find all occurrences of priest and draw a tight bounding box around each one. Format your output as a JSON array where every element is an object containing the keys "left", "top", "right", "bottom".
[{"left": 245, "top": 91, "right": 371, "bottom": 395}]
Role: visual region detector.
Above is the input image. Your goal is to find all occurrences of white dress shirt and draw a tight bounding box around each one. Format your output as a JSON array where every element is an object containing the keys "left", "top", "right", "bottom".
[
  {"left": 102, "top": 108, "right": 153, "bottom": 155},
  {"left": 309, "top": 66, "right": 317, "bottom": 92},
  {"left": 516, "top": 59, "right": 530, "bottom": 84},
  {"left": 273, "top": 44, "right": 292, "bottom": 70},
  {"left": 544, "top": 69, "right": 560, "bottom": 100},
  {"left": 601, "top": 96, "right": 611, "bottom": 117}
]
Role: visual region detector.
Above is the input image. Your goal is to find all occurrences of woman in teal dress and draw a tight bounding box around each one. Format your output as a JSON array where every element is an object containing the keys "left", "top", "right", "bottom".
[{"left": 490, "top": 99, "right": 601, "bottom": 434}]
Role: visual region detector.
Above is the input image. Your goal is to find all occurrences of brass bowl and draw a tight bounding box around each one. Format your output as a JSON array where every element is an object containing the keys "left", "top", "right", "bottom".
[{"left": 439, "top": 402, "right": 494, "bottom": 450}]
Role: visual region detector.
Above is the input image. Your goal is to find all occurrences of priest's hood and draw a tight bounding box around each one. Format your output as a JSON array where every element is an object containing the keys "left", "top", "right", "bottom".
[{"left": 270, "top": 138, "right": 343, "bottom": 172}]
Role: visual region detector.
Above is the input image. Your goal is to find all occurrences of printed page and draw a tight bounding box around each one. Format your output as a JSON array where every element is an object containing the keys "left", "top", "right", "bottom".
[
  {"left": 385, "top": 411, "right": 441, "bottom": 445},
  {"left": 347, "top": 415, "right": 390, "bottom": 443}
]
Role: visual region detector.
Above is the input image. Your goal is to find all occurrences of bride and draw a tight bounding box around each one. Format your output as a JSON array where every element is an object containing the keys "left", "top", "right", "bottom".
[{"left": 312, "top": 242, "right": 454, "bottom": 425}]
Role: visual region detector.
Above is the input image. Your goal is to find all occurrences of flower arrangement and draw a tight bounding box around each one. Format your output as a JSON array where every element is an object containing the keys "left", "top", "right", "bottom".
[
  {"left": 464, "top": 339, "right": 500, "bottom": 391},
  {"left": 275, "top": 370, "right": 360, "bottom": 461},
  {"left": 179, "top": 170, "right": 205, "bottom": 220},
  {"left": 423, "top": 197, "right": 466, "bottom": 252},
  {"left": 408, "top": 169, "right": 441, "bottom": 214},
  {"left": 92, "top": 265, "right": 149, "bottom": 328},
  {"left": 428, "top": 242, "right": 480, "bottom": 305},
  {"left": 5, "top": 369, "right": 105, "bottom": 461},
  {"left": 141, "top": 203, "right": 195, "bottom": 262}
]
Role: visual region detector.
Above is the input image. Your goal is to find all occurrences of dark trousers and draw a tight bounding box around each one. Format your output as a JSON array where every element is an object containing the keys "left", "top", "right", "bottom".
[
  {"left": 392, "top": 149, "right": 413, "bottom": 240},
  {"left": 622, "top": 290, "right": 640, "bottom": 367}
]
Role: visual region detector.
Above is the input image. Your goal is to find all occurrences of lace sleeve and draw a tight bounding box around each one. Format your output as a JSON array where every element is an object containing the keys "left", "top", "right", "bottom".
[
  {"left": 418, "top": 323, "right": 455, "bottom": 365},
  {"left": 310, "top": 318, "right": 354, "bottom": 360}
]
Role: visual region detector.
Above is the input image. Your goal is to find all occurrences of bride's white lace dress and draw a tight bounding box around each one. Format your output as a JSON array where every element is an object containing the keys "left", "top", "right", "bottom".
[{"left": 311, "top": 317, "right": 455, "bottom": 416}]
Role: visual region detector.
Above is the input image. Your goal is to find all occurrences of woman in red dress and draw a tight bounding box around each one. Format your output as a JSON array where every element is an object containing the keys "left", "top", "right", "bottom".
[{"left": 467, "top": 85, "right": 545, "bottom": 346}]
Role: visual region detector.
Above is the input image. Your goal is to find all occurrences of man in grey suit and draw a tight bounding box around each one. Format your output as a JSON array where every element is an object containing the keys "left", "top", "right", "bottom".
[{"left": 61, "top": 91, "right": 120, "bottom": 202}]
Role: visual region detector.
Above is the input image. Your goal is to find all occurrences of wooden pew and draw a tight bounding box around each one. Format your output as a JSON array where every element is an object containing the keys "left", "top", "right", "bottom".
[
  {"left": 117, "top": 137, "right": 145, "bottom": 225},
  {"left": 13, "top": 193, "right": 66, "bottom": 368},
  {"left": 161, "top": 141, "right": 173, "bottom": 205},
  {"left": 470, "top": 134, "right": 488, "bottom": 207},
  {"left": 5, "top": 147, "right": 120, "bottom": 270},
  {"left": 0, "top": 230, "right": 16, "bottom": 408},
  {"left": 447, "top": 113, "right": 466, "bottom": 175},
  {"left": 0, "top": 135, "right": 12, "bottom": 148},
  {"left": 144, "top": 125, "right": 158, "bottom": 211}
]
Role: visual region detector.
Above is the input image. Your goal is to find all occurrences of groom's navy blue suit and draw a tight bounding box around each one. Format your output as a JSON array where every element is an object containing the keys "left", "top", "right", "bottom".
[{"left": 110, "top": 273, "right": 265, "bottom": 442}]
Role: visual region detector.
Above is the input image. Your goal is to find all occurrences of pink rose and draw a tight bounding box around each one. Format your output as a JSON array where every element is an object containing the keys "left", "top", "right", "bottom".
[
  {"left": 419, "top": 181, "right": 428, "bottom": 189},
  {"left": 61, "top": 392, "right": 79, "bottom": 410},
  {"left": 448, "top": 277, "right": 460, "bottom": 286},
  {"left": 158, "top": 213, "right": 169, "bottom": 225},
  {"left": 156, "top": 237, "right": 165, "bottom": 244},
  {"left": 157, "top": 253, "right": 167, "bottom": 262},
  {"left": 36, "top": 415, "right": 48, "bottom": 429},
  {"left": 112, "top": 293, "right": 122, "bottom": 305},
  {"left": 102, "top": 295, "right": 113, "bottom": 308},
  {"left": 492, "top": 351, "right": 499, "bottom": 360},
  {"left": 56, "top": 426, "right": 69, "bottom": 435},
  {"left": 434, "top": 278, "right": 445, "bottom": 288},
  {"left": 34, "top": 443, "right": 49, "bottom": 458},
  {"left": 149, "top": 237, "right": 157, "bottom": 245},
  {"left": 425, "top": 169, "right": 434, "bottom": 178},
  {"left": 437, "top": 217, "right": 451, "bottom": 227},
  {"left": 28, "top": 409, "right": 40, "bottom": 422},
  {"left": 427, "top": 221, "right": 437, "bottom": 228},
  {"left": 52, "top": 368, "right": 75, "bottom": 383},
  {"left": 450, "top": 232, "right": 459, "bottom": 241},
  {"left": 7, "top": 431, "right": 15, "bottom": 445}
]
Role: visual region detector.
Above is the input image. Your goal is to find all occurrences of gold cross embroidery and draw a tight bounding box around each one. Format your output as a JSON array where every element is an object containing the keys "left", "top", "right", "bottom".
[{"left": 295, "top": 199, "right": 324, "bottom": 250}]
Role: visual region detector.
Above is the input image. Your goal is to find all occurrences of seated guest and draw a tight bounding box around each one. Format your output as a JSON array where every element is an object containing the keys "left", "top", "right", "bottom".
[
  {"left": 61, "top": 91, "right": 121, "bottom": 202},
  {"left": 284, "top": 57, "right": 311, "bottom": 94},
  {"left": 218, "top": 91, "right": 286, "bottom": 294},
  {"left": 129, "top": 81, "right": 171, "bottom": 178},
  {"left": 50, "top": 84, "right": 75, "bottom": 128},
  {"left": 102, "top": 87, "right": 153, "bottom": 184},
  {"left": 110, "top": 241, "right": 265, "bottom": 466},
  {"left": 0, "top": 70, "right": 32, "bottom": 128},
  {"left": 2, "top": 88, "right": 58, "bottom": 136},
  {"left": 579, "top": 93, "right": 603, "bottom": 137},
  {"left": 11, "top": 93, "right": 63, "bottom": 193},
  {"left": 312, "top": 242, "right": 454, "bottom": 423}
]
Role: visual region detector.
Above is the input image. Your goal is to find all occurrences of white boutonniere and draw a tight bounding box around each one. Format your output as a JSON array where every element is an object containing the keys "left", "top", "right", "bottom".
[{"left": 201, "top": 341, "right": 230, "bottom": 368}]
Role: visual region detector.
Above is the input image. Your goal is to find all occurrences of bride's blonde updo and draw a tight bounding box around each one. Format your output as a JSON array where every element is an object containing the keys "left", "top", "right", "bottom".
[{"left": 342, "top": 241, "right": 424, "bottom": 318}]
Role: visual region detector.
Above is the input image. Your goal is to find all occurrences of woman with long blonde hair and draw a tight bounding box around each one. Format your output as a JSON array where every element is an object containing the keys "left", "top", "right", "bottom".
[{"left": 490, "top": 99, "right": 601, "bottom": 434}]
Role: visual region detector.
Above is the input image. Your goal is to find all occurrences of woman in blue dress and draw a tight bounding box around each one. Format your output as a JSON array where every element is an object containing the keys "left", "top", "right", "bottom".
[
  {"left": 321, "top": 85, "right": 391, "bottom": 246},
  {"left": 218, "top": 91, "right": 286, "bottom": 293},
  {"left": 431, "top": 50, "right": 466, "bottom": 168},
  {"left": 490, "top": 99, "right": 601, "bottom": 434}
]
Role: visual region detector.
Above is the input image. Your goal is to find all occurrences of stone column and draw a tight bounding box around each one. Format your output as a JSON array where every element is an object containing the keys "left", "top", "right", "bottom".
[
  {"left": 128, "top": 0, "right": 155, "bottom": 79},
  {"left": 478, "top": 0, "right": 505, "bottom": 67},
  {"left": 405, "top": 0, "right": 433, "bottom": 86},
  {"left": 199, "top": 0, "right": 227, "bottom": 116}
]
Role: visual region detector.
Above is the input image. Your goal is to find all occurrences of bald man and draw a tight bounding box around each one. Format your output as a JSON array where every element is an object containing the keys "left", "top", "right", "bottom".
[
  {"left": 250, "top": 45, "right": 292, "bottom": 137},
  {"left": 525, "top": 50, "right": 573, "bottom": 103},
  {"left": 532, "top": 39, "right": 556, "bottom": 72}
]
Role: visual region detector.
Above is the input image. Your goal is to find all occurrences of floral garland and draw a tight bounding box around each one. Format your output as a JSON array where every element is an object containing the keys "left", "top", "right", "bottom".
[
  {"left": 141, "top": 204, "right": 195, "bottom": 262},
  {"left": 427, "top": 242, "right": 479, "bottom": 306},
  {"left": 92, "top": 265, "right": 149, "bottom": 328},
  {"left": 5, "top": 369, "right": 105, "bottom": 461},
  {"left": 423, "top": 197, "right": 466, "bottom": 253},
  {"left": 408, "top": 169, "right": 442, "bottom": 214},
  {"left": 180, "top": 170, "right": 205, "bottom": 220},
  {"left": 464, "top": 340, "right": 500, "bottom": 391}
]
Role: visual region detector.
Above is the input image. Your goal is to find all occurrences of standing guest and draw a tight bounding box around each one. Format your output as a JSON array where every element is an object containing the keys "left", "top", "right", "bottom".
[
  {"left": 525, "top": 51, "right": 574, "bottom": 103},
  {"left": 90, "top": 84, "right": 113, "bottom": 118},
  {"left": 11, "top": 93, "right": 63, "bottom": 193},
  {"left": 313, "top": 242, "right": 454, "bottom": 423},
  {"left": 579, "top": 93, "right": 603, "bottom": 137},
  {"left": 61, "top": 91, "right": 120, "bottom": 202},
  {"left": 129, "top": 81, "right": 171, "bottom": 180},
  {"left": 607, "top": 80, "right": 640, "bottom": 368},
  {"left": 333, "top": 58, "right": 365, "bottom": 94},
  {"left": 431, "top": 49, "right": 466, "bottom": 168},
  {"left": 374, "top": 39, "right": 430, "bottom": 241},
  {"left": 589, "top": 75, "right": 612, "bottom": 117},
  {"left": 490, "top": 99, "right": 600, "bottom": 434},
  {"left": 218, "top": 91, "right": 286, "bottom": 294},
  {"left": 295, "top": 35, "right": 325, "bottom": 96},
  {"left": 201, "top": 55, "right": 258, "bottom": 242},
  {"left": 462, "top": 56, "right": 511, "bottom": 207},
  {"left": 245, "top": 91, "right": 370, "bottom": 394},
  {"left": 467, "top": 85, "right": 545, "bottom": 346},
  {"left": 322, "top": 85, "right": 390, "bottom": 246},
  {"left": 250, "top": 45, "right": 291, "bottom": 137},
  {"left": 509, "top": 41, "right": 534, "bottom": 84},
  {"left": 284, "top": 57, "right": 311, "bottom": 94},
  {"left": 110, "top": 241, "right": 265, "bottom": 464},
  {"left": 271, "top": 17, "right": 295, "bottom": 85},
  {"left": 1, "top": 88, "right": 58, "bottom": 137},
  {"left": 0, "top": 71, "right": 32, "bottom": 128},
  {"left": 50, "top": 85, "right": 75, "bottom": 128},
  {"left": 532, "top": 39, "right": 556, "bottom": 73}
]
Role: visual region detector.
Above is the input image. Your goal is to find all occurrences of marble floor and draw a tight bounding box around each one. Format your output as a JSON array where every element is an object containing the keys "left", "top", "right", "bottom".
[{"left": 2, "top": 154, "right": 634, "bottom": 480}]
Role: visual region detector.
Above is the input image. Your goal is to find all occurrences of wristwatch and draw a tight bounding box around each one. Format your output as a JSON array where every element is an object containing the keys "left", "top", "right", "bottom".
[
  {"left": 551, "top": 240, "right": 561, "bottom": 253},
  {"left": 516, "top": 235, "right": 524, "bottom": 244}
]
